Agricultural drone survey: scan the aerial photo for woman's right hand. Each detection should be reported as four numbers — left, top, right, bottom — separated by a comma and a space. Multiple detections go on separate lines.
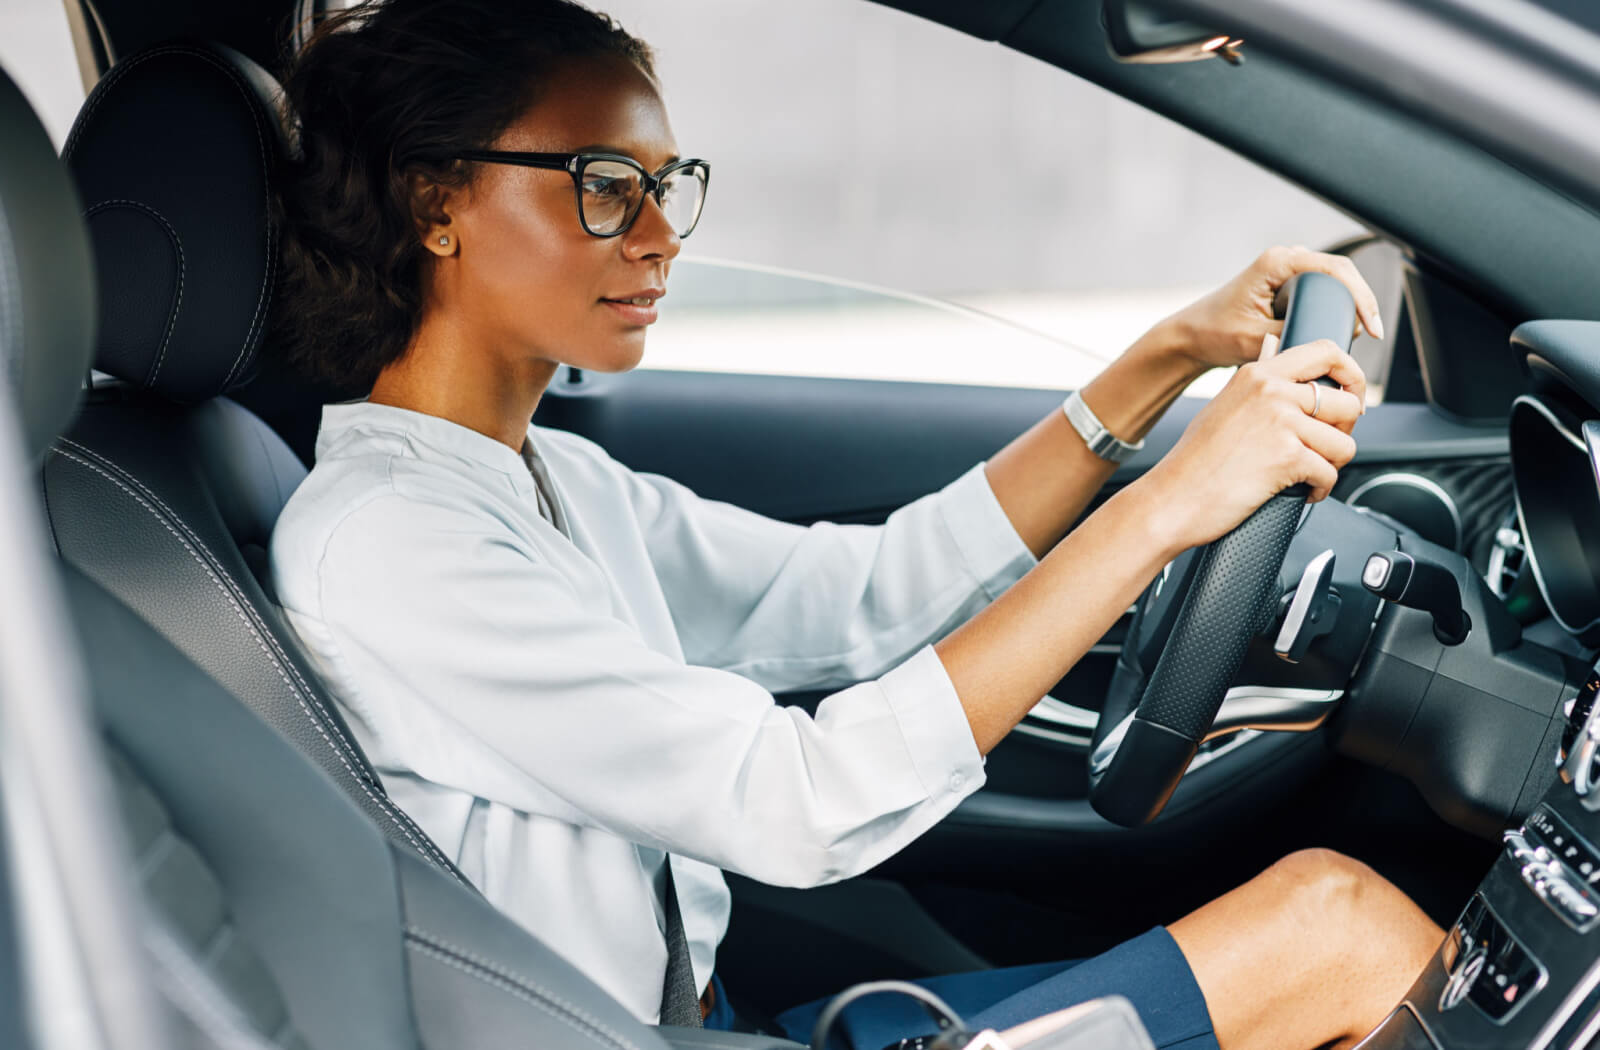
1138, 338, 1368, 553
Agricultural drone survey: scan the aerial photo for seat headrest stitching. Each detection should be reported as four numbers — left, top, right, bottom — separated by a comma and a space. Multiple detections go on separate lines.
85, 199, 184, 388
50, 436, 472, 884
65, 45, 275, 394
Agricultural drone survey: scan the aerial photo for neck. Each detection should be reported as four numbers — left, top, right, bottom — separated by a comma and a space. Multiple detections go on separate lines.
369, 308, 559, 452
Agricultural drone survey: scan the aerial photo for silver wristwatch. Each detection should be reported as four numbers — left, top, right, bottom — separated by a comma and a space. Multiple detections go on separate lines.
1062, 390, 1145, 464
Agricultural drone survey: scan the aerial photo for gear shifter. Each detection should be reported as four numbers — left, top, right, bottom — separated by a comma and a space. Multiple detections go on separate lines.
1362, 549, 1471, 645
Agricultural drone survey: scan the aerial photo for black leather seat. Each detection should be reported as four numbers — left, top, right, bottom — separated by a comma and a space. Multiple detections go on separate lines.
37, 41, 471, 889
1, 49, 800, 1050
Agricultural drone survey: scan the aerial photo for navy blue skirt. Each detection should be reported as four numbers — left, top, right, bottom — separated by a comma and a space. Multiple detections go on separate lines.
710, 927, 1218, 1050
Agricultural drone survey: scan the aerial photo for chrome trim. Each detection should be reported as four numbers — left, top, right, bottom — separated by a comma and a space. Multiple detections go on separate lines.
1088, 686, 1345, 775
1515, 393, 1586, 452
1345, 472, 1463, 551
1274, 549, 1335, 661
1485, 512, 1525, 599
1585, 421, 1600, 491
1510, 395, 1600, 639
1204, 686, 1344, 740
1027, 696, 1099, 731
1013, 722, 1094, 748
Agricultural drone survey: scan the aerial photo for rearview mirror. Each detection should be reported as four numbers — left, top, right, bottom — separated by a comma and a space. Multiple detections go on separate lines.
1102, 1, 1243, 65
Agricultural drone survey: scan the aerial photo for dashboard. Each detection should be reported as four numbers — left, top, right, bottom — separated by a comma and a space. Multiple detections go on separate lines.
1362, 321, 1600, 1048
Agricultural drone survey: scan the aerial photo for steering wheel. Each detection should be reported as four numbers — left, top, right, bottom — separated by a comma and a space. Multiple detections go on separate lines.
1086, 272, 1356, 827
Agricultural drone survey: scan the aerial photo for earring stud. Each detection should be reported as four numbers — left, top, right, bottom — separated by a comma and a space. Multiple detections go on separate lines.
438, 235, 450, 246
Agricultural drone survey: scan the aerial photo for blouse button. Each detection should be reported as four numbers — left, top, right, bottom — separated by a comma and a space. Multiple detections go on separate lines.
948, 772, 966, 791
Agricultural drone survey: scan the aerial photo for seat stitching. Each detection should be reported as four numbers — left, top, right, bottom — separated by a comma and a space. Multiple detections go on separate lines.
404, 928, 645, 1050
56, 438, 372, 774
49, 443, 466, 881
62, 45, 274, 390
84, 199, 184, 387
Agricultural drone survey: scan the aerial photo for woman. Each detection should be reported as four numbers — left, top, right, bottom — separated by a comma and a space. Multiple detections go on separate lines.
267, 2, 1442, 1047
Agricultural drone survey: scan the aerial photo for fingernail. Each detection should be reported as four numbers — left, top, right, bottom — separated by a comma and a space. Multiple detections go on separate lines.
1373, 315, 1386, 341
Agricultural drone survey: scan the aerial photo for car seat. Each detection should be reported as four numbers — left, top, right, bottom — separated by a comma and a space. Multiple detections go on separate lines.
35, 41, 470, 889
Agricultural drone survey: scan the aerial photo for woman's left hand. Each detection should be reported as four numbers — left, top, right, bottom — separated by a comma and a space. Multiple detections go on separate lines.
1162, 245, 1386, 371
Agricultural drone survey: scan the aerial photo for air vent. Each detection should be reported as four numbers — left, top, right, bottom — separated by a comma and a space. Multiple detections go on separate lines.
1488, 510, 1527, 598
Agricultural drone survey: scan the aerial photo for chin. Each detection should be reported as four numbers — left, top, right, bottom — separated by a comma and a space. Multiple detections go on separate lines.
585, 334, 649, 374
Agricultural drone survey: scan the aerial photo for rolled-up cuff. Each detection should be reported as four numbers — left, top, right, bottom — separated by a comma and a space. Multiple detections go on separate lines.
879, 644, 987, 799
937, 462, 1037, 601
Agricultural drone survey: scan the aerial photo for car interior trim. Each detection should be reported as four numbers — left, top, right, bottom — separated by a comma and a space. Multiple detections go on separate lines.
1346, 473, 1465, 553
1510, 395, 1600, 641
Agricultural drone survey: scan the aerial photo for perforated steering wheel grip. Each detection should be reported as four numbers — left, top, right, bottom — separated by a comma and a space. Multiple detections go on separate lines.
1087, 272, 1357, 827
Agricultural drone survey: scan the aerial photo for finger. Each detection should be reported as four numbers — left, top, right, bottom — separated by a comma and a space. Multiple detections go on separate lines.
1296, 446, 1341, 504
1287, 248, 1385, 341
1258, 332, 1281, 362
1291, 411, 1359, 470
1280, 379, 1363, 428
1267, 340, 1368, 407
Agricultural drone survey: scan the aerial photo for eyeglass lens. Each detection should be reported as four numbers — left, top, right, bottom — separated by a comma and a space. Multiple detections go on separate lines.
580, 160, 707, 237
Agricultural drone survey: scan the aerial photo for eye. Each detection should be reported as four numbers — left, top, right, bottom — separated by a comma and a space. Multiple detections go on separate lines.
582, 176, 631, 200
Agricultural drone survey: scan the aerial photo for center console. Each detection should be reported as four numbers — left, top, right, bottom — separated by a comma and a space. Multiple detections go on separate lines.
1364, 670, 1600, 1048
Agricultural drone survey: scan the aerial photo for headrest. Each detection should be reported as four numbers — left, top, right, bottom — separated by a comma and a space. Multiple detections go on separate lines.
0, 65, 97, 463
64, 43, 286, 404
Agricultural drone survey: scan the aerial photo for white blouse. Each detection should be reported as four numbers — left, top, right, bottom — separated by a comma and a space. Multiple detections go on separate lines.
269, 401, 1036, 1023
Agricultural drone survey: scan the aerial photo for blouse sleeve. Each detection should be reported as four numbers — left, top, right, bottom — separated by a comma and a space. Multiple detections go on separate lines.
587, 445, 1037, 693
304, 492, 991, 889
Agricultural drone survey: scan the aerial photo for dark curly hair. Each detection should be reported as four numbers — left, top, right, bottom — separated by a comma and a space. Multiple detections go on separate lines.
272, 0, 654, 392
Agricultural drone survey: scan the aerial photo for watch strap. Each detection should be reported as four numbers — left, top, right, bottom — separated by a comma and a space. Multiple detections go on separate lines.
1062, 390, 1145, 464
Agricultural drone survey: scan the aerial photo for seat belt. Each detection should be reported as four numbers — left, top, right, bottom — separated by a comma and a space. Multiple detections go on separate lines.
659, 859, 703, 1027
520, 442, 702, 1028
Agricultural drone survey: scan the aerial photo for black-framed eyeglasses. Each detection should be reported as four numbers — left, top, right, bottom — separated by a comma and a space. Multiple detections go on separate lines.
454, 150, 710, 239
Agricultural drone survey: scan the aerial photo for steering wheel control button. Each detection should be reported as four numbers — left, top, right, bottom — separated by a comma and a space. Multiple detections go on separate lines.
1273, 549, 1340, 664
1441, 895, 1546, 1023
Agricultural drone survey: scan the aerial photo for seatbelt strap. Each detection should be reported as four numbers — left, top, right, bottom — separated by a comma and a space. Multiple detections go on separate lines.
520, 443, 702, 1027
659, 858, 704, 1027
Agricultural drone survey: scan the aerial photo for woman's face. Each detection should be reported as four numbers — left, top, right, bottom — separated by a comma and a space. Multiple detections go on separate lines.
430, 53, 683, 375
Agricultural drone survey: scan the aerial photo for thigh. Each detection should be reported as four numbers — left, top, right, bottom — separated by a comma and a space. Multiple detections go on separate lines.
774, 928, 1217, 1050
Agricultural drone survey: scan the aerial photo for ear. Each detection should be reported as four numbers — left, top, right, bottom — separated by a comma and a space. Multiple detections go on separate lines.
409, 170, 462, 257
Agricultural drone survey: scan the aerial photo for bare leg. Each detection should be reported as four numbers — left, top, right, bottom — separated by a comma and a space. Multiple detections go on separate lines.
1167, 848, 1444, 1050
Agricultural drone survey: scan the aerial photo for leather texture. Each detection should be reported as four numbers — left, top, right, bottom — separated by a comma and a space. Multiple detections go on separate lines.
67, 563, 691, 1050
41, 392, 471, 887
0, 66, 96, 462
41, 40, 472, 888
1138, 493, 1305, 740
395, 848, 705, 1050
63, 42, 281, 403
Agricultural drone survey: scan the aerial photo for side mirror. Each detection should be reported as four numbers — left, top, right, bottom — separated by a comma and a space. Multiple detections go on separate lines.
1102, 1, 1243, 65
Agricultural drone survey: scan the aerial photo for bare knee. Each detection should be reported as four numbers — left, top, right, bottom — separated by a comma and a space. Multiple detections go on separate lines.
1265, 849, 1439, 964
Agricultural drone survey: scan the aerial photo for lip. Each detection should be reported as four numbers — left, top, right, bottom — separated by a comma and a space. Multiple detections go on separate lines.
599, 289, 665, 326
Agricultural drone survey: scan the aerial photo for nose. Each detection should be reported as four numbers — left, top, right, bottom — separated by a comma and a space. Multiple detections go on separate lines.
621, 192, 681, 263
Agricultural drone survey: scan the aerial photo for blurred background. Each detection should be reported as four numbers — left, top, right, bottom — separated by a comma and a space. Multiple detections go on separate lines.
3, 0, 1384, 393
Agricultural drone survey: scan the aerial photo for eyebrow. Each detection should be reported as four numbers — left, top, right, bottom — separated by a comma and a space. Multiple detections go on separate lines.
574, 145, 683, 166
